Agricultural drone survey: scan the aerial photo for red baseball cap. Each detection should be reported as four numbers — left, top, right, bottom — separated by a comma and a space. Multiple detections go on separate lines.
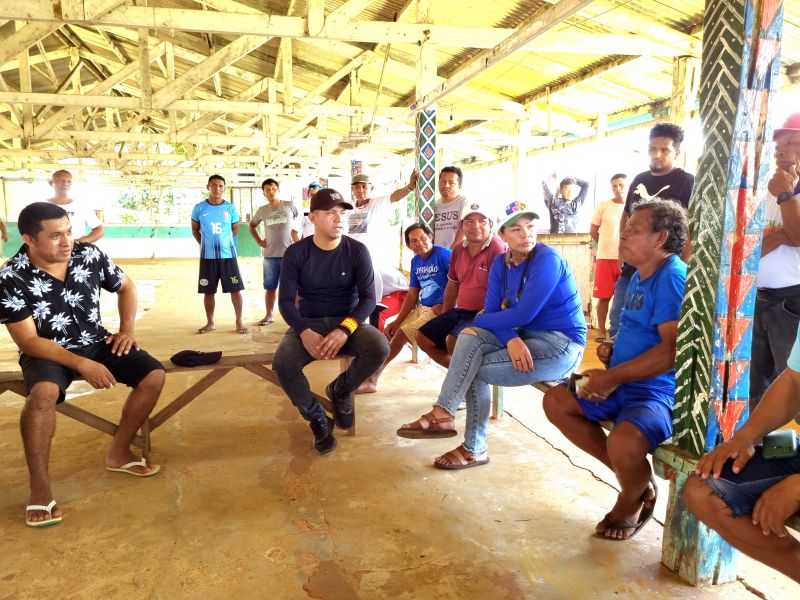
773, 112, 800, 139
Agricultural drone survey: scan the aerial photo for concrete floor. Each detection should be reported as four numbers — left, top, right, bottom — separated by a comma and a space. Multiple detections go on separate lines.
0, 258, 797, 599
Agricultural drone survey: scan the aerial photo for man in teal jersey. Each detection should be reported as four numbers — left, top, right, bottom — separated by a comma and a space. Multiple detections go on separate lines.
191, 174, 247, 334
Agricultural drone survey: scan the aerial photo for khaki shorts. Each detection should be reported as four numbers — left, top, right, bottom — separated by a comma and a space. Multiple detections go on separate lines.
399, 306, 437, 341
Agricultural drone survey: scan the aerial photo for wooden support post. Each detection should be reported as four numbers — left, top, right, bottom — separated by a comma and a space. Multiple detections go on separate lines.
671, 55, 700, 128
659, 0, 785, 586
490, 385, 503, 420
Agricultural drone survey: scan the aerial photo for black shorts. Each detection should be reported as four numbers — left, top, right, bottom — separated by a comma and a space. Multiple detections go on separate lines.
198, 258, 244, 293
19, 341, 165, 404
417, 308, 479, 349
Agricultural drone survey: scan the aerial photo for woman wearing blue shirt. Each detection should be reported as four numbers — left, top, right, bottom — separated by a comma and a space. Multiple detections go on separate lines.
398, 201, 587, 469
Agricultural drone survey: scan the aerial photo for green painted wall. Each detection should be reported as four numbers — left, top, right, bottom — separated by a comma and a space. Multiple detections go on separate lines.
1, 224, 263, 258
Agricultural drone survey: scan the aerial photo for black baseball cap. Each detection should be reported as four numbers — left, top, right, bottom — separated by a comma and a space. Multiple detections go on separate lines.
310, 188, 353, 211
170, 350, 222, 367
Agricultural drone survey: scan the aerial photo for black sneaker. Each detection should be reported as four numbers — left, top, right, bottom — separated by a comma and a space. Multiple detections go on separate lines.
326, 381, 354, 430
309, 415, 336, 454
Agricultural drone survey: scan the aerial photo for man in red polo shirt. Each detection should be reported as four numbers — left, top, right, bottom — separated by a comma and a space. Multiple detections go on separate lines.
416, 200, 505, 367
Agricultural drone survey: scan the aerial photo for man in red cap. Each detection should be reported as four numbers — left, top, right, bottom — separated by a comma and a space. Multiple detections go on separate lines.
752, 112, 800, 409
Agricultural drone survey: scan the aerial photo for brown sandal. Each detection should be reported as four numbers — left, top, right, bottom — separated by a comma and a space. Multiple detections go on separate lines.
396, 410, 457, 439
433, 445, 490, 470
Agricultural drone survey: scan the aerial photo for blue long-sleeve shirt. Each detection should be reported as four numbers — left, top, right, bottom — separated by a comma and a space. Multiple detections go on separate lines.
472, 244, 586, 345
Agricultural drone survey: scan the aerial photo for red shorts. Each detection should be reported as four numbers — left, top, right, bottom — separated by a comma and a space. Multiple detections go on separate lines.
377, 290, 407, 332
593, 259, 621, 299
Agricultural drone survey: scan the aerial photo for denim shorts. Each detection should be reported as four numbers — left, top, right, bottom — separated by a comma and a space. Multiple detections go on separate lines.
262, 257, 282, 290
703, 438, 800, 517
577, 383, 673, 450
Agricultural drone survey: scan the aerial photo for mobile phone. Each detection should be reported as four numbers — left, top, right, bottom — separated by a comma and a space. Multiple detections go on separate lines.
762, 429, 798, 460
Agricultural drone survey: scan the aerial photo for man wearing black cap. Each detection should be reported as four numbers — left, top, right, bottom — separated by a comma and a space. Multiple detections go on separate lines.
751, 112, 800, 409
273, 188, 389, 454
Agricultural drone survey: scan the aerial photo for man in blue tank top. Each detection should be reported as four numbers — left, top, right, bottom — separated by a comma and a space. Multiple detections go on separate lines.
190, 174, 247, 334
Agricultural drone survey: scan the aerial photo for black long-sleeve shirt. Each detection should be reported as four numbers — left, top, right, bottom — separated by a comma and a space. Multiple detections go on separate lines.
278, 236, 376, 334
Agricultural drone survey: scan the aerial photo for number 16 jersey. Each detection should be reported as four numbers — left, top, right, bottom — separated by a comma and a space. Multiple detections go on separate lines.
191, 199, 240, 259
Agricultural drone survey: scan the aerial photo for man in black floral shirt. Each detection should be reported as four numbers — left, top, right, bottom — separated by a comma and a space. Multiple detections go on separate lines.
0, 202, 165, 528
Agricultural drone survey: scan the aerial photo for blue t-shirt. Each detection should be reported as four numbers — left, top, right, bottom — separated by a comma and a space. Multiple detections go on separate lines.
191, 200, 239, 259
409, 246, 451, 307
612, 253, 686, 392
472, 244, 586, 345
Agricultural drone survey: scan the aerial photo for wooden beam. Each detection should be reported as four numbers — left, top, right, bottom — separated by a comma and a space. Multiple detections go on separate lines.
165, 41, 177, 135
150, 35, 266, 107
0, 91, 363, 115
0, 49, 72, 73
16, 22, 33, 137
521, 55, 643, 107
280, 38, 293, 112
175, 75, 274, 141
0, 22, 62, 70
138, 28, 152, 108
34, 41, 58, 85
0, 113, 21, 138
294, 54, 368, 110
34, 41, 166, 137
1, 3, 523, 49
413, 0, 597, 109
307, 0, 325, 36
326, 0, 373, 24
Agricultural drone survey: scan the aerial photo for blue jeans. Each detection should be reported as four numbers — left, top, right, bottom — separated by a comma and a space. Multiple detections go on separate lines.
262, 257, 282, 290
608, 272, 631, 338
703, 438, 800, 517
435, 328, 584, 453
273, 318, 389, 422
750, 293, 800, 410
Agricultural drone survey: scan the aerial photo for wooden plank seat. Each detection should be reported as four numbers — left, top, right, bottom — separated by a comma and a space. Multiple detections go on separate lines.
0, 353, 357, 459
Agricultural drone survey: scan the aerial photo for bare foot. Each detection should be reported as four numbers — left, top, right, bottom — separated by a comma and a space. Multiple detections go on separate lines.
355, 381, 377, 394
236, 324, 249, 334
198, 323, 215, 333
257, 315, 274, 326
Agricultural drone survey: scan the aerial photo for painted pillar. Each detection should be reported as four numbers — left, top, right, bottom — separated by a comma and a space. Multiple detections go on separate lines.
415, 109, 437, 234
350, 160, 362, 180
659, 0, 785, 586
414, 0, 437, 236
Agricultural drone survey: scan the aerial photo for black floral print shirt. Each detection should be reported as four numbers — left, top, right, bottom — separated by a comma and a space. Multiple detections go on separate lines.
0, 242, 125, 349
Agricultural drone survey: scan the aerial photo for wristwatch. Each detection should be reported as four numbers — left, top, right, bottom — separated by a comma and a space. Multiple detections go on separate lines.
776, 191, 797, 204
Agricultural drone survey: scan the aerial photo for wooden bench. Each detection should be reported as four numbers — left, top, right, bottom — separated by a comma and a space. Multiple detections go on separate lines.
0, 352, 356, 458
526, 379, 800, 572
